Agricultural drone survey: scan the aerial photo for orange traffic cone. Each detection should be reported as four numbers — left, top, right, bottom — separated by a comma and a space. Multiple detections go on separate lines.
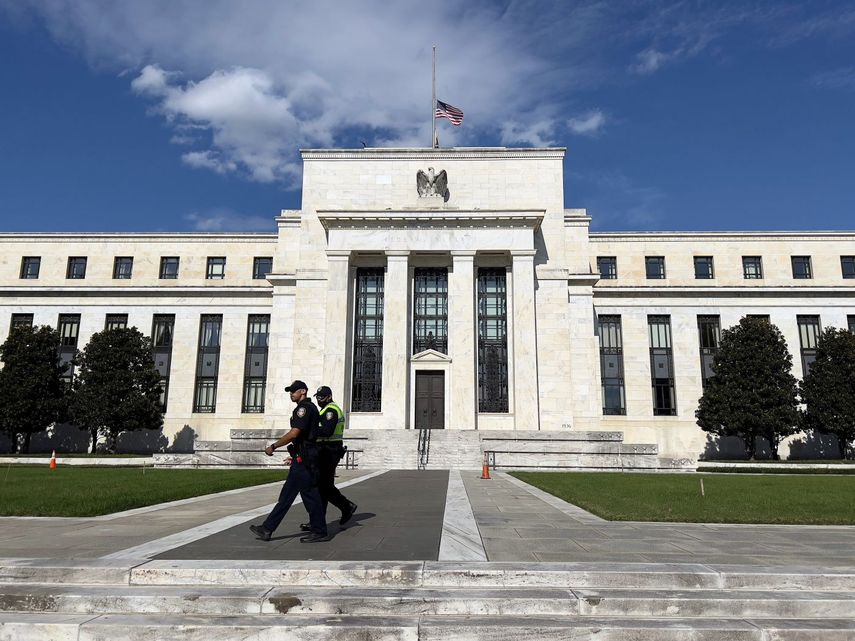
480, 453, 491, 480
49, 450, 57, 470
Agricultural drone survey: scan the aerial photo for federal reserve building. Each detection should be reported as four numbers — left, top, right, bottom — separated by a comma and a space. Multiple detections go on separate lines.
2, 147, 854, 467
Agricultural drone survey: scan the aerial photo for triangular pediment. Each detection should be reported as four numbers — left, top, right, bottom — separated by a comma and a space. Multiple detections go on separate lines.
411, 349, 452, 363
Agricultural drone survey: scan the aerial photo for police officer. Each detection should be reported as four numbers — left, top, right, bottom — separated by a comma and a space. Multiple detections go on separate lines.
300, 386, 357, 531
249, 380, 327, 543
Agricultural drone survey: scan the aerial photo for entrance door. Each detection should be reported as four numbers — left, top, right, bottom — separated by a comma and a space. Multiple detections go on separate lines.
415, 371, 445, 429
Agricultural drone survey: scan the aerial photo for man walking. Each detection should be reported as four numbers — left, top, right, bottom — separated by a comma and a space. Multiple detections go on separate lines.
249, 380, 327, 543
300, 385, 357, 531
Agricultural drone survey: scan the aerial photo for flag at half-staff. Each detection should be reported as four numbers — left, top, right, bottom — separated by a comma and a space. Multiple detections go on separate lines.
435, 100, 464, 125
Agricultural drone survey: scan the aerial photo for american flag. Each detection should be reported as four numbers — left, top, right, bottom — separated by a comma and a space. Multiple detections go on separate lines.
435, 99, 464, 125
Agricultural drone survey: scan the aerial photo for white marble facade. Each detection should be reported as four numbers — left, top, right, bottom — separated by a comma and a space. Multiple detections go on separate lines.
1, 147, 854, 461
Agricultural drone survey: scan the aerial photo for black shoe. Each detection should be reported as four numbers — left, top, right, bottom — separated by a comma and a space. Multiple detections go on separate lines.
249, 524, 271, 541
300, 531, 328, 543
340, 501, 357, 526
299, 523, 311, 532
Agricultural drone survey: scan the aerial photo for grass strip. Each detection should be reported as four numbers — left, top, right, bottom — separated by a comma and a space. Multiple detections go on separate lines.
0, 466, 287, 517
511, 471, 855, 525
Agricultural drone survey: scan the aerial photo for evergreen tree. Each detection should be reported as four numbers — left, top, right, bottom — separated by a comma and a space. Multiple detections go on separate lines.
696, 316, 800, 459
0, 325, 68, 453
799, 327, 855, 459
70, 327, 163, 453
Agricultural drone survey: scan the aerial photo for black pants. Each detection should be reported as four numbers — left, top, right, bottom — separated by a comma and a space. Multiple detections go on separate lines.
318, 444, 351, 514
262, 459, 326, 535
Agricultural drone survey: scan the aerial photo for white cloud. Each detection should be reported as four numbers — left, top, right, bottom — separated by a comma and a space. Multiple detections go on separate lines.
567, 110, 606, 135
811, 67, 855, 90
500, 119, 557, 147
184, 208, 275, 232
631, 48, 671, 75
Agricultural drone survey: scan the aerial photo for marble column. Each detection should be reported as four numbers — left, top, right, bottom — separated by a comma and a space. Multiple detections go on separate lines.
512, 250, 540, 430
381, 251, 409, 429
322, 250, 351, 403
450, 251, 477, 430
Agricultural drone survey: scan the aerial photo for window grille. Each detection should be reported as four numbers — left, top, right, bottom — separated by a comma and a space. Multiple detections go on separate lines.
597, 256, 617, 279
152, 314, 175, 411
477, 268, 509, 413
797, 315, 821, 377
598, 315, 626, 415
648, 315, 676, 415
242, 314, 270, 413
645, 256, 666, 279
193, 314, 222, 412
413, 268, 448, 354
351, 268, 384, 412
697, 315, 721, 387
743, 256, 763, 279
20, 257, 40, 279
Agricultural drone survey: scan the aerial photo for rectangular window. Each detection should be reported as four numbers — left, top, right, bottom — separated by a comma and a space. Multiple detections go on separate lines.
792, 256, 812, 279
242, 314, 270, 413
743, 256, 763, 279
152, 314, 175, 411
252, 257, 273, 280
849, 315, 855, 333
159, 257, 180, 280
797, 315, 821, 377
413, 268, 448, 354
478, 268, 509, 413
113, 257, 133, 279
841, 256, 855, 279
104, 314, 128, 330
193, 314, 222, 412
648, 315, 676, 416
697, 315, 721, 387
57, 313, 81, 384
597, 256, 617, 280
206, 257, 226, 280
694, 256, 715, 279
66, 257, 87, 279
20, 257, 40, 279
598, 315, 626, 415
9, 313, 34, 333
645, 256, 666, 279
352, 268, 384, 412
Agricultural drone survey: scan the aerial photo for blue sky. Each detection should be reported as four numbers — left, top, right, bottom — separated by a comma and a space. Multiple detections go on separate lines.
1, 1, 854, 233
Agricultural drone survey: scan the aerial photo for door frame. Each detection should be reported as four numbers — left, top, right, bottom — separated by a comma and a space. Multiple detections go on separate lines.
409, 349, 451, 430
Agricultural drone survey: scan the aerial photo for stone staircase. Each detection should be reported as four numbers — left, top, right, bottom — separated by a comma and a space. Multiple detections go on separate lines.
153, 428, 693, 471
0, 558, 853, 639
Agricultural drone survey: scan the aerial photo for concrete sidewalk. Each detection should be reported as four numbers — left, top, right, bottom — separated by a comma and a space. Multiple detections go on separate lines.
0, 469, 853, 567
464, 472, 855, 566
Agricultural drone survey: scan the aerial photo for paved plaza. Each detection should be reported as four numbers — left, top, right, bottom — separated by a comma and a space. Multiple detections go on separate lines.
1, 469, 853, 566
1, 469, 854, 639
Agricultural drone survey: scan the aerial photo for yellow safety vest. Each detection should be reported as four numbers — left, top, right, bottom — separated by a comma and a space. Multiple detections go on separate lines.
317, 402, 345, 443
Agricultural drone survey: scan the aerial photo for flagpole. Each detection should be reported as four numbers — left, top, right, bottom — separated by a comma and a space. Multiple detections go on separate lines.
431, 45, 437, 149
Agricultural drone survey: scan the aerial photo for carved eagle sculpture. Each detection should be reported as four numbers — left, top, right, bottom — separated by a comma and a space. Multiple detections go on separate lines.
416, 167, 448, 198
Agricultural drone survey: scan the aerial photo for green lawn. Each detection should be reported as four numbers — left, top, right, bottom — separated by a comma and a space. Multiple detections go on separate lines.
0, 467, 287, 517
511, 471, 855, 525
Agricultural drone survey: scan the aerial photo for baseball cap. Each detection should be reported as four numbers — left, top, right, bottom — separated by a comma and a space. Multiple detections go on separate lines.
314, 385, 333, 398
284, 380, 308, 392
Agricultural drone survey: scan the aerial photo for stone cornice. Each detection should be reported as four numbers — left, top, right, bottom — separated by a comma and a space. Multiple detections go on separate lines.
301, 147, 565, 160
0, 286, 273, 298
593, 285, 855, 298
0, 233, 277, 243
317, 209, 544, 230
590, 231, 855, 242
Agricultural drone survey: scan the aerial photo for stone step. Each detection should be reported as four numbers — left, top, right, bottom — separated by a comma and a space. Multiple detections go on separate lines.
1, 612, 854, 641
5, 560, 854, 592
1, 584, 854, 619
125, 561, 855, 591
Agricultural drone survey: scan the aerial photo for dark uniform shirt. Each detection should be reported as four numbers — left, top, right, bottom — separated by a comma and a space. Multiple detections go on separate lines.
290, 398, 320, 448
318, 407, 339, 440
